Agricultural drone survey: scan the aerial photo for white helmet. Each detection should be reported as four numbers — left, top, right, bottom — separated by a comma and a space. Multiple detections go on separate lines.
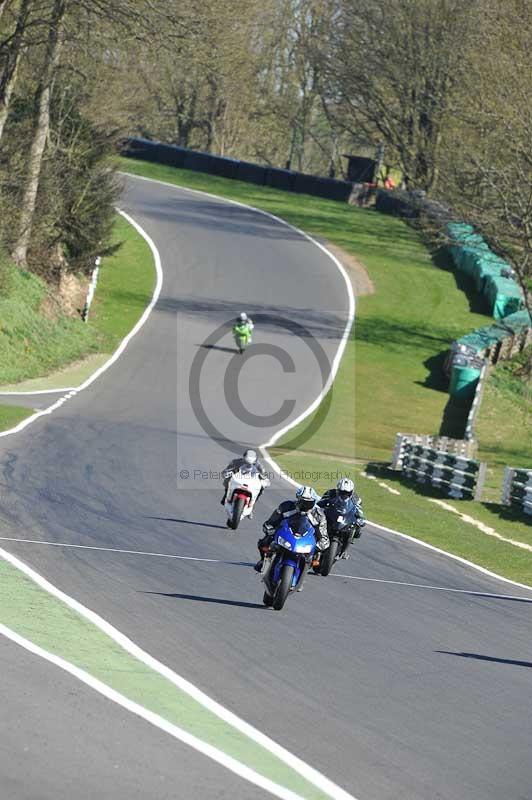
239, 312, 248, 322
243, 449, 257, 465
337, 478, 355, 499
295, 485, 318, 512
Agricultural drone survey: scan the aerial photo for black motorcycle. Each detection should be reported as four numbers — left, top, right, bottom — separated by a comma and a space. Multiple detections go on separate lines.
314, 496, 361, 576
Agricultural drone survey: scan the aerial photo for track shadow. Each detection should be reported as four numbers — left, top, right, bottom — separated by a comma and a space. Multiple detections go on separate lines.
439, 395, 471, 438
436, 651, 532, 668
144, 591, 264, 609
452, 271, 489, 315
479, 502, 532, 529
155, 296, 346, 340
145, 516, 228, 531
199, 344, 238, 354
418, 350, 449, 391
128, 196, 302, 242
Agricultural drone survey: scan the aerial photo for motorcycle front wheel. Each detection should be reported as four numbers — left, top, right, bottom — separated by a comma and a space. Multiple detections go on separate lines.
230, 497, 246, 529
235, 336, 247, 354
273, 564, 294, 610
320, 539, 339, 576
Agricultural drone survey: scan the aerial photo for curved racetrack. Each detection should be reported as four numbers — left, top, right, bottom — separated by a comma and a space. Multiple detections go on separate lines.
0, 174, 531, 800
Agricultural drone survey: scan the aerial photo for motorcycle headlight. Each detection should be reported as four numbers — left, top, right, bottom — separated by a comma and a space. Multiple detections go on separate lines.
277, 535, 292, 550
296, 544, 313, 553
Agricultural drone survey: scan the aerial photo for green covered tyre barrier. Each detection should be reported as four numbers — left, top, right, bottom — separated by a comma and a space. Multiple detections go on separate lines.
449, 360, 481, 399
483, 275, 524, 319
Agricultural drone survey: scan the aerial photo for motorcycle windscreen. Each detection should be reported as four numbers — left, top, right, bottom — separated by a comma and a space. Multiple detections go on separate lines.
287, 515, 315, 537
329, 497, 357, 526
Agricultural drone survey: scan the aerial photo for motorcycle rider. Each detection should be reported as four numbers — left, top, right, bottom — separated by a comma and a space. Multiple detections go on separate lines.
234, 311, 254, 330
318, 478, 366, 557
232, 312, 254, 349
220, 449, 268, 508
254, 486, 330, 572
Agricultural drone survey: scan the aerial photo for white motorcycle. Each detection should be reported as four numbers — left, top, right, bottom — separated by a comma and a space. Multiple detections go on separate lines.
224, 467, 270, 530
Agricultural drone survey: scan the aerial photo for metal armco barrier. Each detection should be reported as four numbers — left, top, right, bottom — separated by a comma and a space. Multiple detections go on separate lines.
401, 444, 486, 500
391, 433, 476, 471
501, 467, 532, 516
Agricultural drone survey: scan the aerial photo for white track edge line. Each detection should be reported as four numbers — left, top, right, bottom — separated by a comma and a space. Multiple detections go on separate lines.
332, 573, 532, 599
3, 534, 530, 601
0, 388, 77, 395
0, 536, 237, 563
0, 210, 163, 436
367, 521, 532, 592
121, 171, 532, 596
0, 623, 306, 800
0, 545, 355, 800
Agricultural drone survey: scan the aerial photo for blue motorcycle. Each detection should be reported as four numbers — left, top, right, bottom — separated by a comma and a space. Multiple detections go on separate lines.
261, 515, 317, 610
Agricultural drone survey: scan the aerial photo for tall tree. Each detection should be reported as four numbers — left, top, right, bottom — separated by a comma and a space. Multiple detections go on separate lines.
326, 0, 481, 191
439, 0, 532, 322
0, 0, 32, 142
10, 0, 171, 267
12, 0, 68, 266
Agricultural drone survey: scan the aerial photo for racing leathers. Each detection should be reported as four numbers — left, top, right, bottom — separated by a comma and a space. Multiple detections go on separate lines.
232, 320, 254, 348
318, 488, 366, 540
221, 457, 268, 505
257, 501, 330, 564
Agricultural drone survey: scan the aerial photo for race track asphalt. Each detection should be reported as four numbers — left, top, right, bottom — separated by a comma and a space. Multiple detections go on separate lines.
0, 174, 531, 800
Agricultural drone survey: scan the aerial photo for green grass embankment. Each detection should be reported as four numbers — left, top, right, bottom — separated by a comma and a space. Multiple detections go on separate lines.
0, 214, 155, 431
475, 348, 531, 522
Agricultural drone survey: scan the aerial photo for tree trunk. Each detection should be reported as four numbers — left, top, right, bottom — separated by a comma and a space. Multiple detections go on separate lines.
0, 0, 31, 143
12, 0, 68, 268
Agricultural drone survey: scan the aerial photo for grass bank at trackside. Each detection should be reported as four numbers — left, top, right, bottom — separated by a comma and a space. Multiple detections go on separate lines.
88, 214, 155, 350
475, 349, 532, 502
0, 554, 342, 800
120, 157, 531, 583
0, 214, 155, 431
0, 404, 33, 432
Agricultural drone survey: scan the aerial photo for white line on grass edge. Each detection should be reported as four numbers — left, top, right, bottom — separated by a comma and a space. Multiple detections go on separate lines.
0, 545, 355, 800
0, 387, 77, 395
0, 201, 356, 800
0, 623, 305, 800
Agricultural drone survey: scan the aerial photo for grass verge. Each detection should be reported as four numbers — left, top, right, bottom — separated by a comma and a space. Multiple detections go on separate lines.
120, 156, 531, 583
89, 213, 155, 350
0, 404, 33, 433
0, 214, 155, 394
0, 260, 98, 386
476, 350, 532, 502
0, 552, 340, 800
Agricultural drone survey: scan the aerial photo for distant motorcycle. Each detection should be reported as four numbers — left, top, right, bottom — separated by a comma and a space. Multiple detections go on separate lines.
261, 516, 316, 610
224, 467, 269, 530
232, 322, 252, 354
314, 495, 361, 576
